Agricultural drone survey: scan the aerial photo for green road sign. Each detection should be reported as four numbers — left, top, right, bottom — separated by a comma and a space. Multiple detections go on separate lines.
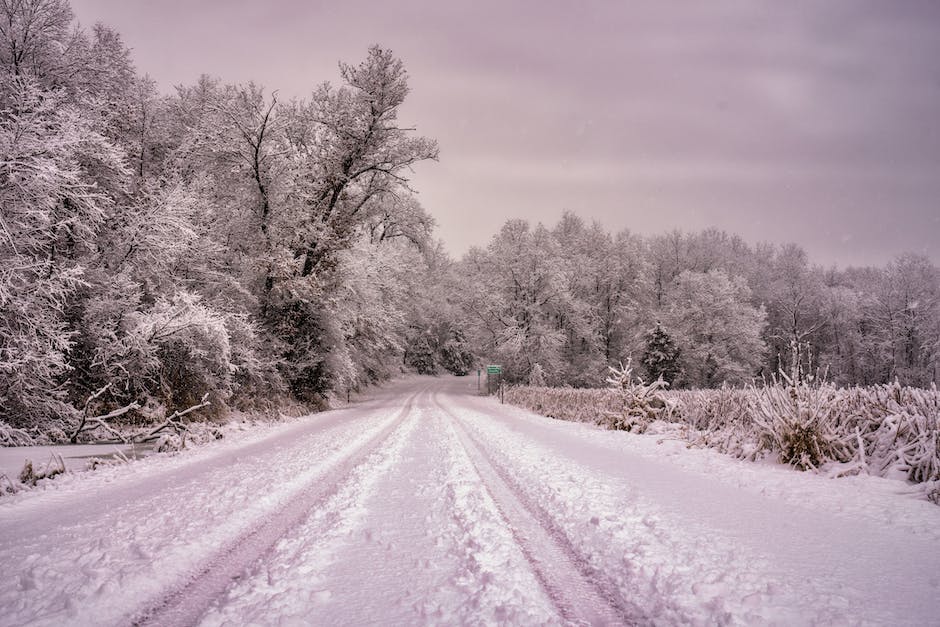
486, 365, 502, 375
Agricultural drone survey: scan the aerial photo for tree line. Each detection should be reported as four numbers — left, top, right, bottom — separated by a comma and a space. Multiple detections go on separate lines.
455, 215, 939, 389
1, 0, 937, 439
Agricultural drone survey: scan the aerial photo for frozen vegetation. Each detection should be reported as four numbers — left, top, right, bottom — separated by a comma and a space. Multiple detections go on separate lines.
505, 362, 940, 502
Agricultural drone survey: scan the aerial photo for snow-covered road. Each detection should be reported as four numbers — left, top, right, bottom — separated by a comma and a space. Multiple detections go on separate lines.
1, 376, 938, 626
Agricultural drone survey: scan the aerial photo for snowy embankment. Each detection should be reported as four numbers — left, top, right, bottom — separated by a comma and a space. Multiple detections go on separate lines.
1, 375, 938, 625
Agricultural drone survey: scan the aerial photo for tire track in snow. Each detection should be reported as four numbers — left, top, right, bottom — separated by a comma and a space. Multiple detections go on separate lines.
198, 387, 429, 625
203, 390, 559, 625
434, 392, 646, 626
432, 408, 560, 624
0, 383, 424, 627
131, 384, 429, 627
448, 388, 836, 625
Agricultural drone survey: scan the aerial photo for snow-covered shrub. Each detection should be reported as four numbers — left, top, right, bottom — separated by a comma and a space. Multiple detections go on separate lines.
0, 474, 17, 495
752, 381, 849, 470
0, 421, 36, 446
603, 360, 672, 433
503, 386, 619, 424
111, 292, 235, 417
927, 483, 940, 506
528, 363, 547, 387
670, 387, 764, 460
17, 454, 65, 487
224, 313, 285, 411
859, 383, 940, 483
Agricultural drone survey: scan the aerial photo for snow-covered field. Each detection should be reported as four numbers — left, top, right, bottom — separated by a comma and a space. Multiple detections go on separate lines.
1, 375, 938, 626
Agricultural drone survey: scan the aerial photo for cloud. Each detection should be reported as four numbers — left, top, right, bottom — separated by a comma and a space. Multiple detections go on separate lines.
70, 0, 940, 267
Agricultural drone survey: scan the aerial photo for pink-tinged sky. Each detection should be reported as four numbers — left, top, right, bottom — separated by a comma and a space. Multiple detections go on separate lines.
70, 0, 940, 268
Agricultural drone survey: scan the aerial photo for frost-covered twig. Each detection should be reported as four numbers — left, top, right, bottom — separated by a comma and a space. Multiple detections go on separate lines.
0, 421, 35, 447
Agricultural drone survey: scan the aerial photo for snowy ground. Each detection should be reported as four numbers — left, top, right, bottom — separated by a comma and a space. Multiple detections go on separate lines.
1, 376, 938, 626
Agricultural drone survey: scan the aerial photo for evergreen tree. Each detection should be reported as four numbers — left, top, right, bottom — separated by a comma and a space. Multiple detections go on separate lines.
404, 332, 437, 375
641, 323, 681, 385
439, 329, 475, 376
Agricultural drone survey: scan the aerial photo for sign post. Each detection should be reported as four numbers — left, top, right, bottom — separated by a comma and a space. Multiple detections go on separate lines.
486, 365, 503, 399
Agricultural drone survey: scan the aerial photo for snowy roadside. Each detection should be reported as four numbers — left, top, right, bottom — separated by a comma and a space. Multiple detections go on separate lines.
0, 379, 426, 626
0, 414, 301, 502
0, 381, 401, 502
503, 379, 940, 504
476, 393, 940, 541
452, 388, 940, 625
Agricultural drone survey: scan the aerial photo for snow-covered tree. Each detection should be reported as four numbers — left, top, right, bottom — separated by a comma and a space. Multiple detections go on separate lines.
250, 47, 438, 396
0, 74, 126, 428
641, 322, 681, 385
815, 281, 866, 386
763, 244, 825, 382
283, 46, 438, 279
0, 0, 76, 82
528, 363, 547, 386
662, 270, 767, 387
461, 220, 568, 384
863, 255, 940, 386
550, 213, 649, 386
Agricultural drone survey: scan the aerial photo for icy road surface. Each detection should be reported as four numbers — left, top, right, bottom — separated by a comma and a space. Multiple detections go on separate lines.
1, 377, 939, 626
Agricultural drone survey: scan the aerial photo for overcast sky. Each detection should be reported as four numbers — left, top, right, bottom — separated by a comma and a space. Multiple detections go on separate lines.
70, 0, 939, 268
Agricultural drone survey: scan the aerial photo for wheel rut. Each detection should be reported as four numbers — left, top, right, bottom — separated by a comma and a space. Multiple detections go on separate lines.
434, 391, 648, 626
131, 386, 428, 626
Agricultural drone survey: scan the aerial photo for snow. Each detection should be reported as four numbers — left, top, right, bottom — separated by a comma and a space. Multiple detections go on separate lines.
200, 387, 556, 626
1, 375, 938, 626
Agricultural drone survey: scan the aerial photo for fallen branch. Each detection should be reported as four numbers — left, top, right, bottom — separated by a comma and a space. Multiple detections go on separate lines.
135, 394, 211, 445
70, 383, 141, 443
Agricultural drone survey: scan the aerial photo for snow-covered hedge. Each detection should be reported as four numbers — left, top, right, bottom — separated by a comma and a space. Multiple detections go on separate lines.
504, 381, 940, 485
